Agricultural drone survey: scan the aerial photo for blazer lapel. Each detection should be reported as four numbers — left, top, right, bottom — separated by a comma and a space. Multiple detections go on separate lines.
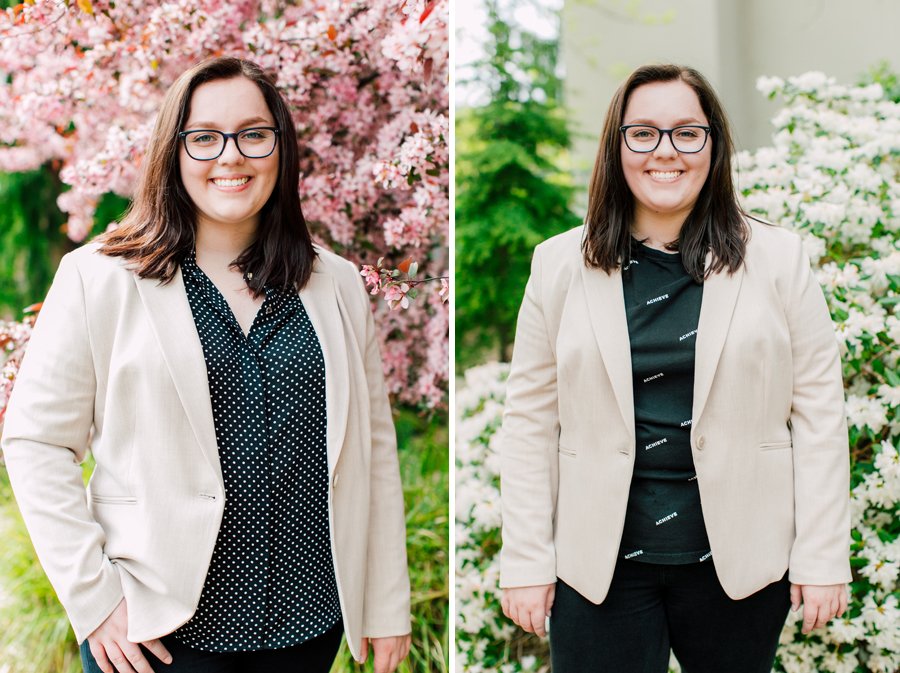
581, 264, 635, 445
299, 265, 350, 476
133, 269, 223, 485
692, 253, 744, 423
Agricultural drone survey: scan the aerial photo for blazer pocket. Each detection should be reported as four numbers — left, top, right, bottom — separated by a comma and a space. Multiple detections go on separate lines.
90, 494, 138, 505
759, 440, 792, 451
558, 445, 576, 457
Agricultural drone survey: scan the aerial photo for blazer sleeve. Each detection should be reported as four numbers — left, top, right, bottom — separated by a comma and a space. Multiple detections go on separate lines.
499, 244, 560, 588
781, 236, 852, 585
355, 274, 412, 637
1, 251, 125, 642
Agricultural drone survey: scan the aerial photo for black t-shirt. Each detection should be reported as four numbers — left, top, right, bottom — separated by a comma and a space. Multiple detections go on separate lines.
618, 241, 712, 565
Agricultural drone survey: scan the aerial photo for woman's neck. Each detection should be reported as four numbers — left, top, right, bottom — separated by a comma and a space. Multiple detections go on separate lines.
194, 219, 257, 268
631, 205, 687, 251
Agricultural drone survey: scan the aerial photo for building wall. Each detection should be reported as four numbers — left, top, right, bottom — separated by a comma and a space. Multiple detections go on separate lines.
562, 0, 900, 190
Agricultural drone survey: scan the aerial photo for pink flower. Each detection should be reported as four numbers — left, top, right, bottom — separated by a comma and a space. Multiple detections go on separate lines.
384, 282, 411, 311
360, 265, 383, 295
0, 0, 448, 407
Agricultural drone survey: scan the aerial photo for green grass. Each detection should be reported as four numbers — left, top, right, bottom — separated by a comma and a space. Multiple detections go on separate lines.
0, 407, 448, 673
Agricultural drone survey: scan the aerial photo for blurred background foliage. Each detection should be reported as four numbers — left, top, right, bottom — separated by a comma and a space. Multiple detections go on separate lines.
0, 169, 130, 321
455, 0, 581, 369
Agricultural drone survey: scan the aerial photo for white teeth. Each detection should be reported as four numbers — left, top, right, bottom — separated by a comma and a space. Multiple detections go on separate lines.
212, 177, 250, 187
648, 171, 682, 180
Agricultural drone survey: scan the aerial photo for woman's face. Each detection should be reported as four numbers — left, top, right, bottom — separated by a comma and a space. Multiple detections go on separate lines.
619, 80, 712, 225
179, 76, 279, 233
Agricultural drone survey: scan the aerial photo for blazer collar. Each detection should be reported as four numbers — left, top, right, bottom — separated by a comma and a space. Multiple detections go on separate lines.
580, 248, 744, 445
133, 266, 223, 485
581, 263, 634, 444
133, 255, 351, 485
692, 251, 744, 424
299, 262, 350, 475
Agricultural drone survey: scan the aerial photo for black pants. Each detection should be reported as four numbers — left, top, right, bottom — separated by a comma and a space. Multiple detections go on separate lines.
80, 623, 342, 673
549, 558, 791, 673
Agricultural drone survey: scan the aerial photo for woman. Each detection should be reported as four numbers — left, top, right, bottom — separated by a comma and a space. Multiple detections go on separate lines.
498, 64, 850, 673
1, 57, 411, 673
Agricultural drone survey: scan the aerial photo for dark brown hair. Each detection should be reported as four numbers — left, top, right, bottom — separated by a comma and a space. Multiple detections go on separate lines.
98, 56, 315, 294
582, 64, 748, 281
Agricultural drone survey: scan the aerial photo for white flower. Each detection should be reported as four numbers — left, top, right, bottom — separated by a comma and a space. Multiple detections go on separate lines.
788, 71, 831, 93
819, 648, 859, 673
756, 75, 785, 97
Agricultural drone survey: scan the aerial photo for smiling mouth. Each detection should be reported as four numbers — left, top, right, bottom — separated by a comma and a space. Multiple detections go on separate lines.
210, 177, 251, 187
647, 170, 683, 181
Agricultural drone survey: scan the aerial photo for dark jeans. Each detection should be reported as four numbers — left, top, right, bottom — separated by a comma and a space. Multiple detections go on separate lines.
549, 558, 791, 673
80, 623, 343, 673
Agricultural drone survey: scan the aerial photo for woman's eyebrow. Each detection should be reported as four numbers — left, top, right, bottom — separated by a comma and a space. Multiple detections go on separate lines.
184, 116, 272, 129
625, 117, 706, 126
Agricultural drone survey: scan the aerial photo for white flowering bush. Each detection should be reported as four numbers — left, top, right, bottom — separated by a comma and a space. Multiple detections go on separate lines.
456, 72, 900, 673
740, 71, 900, 673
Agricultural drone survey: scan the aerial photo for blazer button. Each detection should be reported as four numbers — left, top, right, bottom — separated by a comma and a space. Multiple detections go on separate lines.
332, 473, 340, 489
697, 436, 706, 450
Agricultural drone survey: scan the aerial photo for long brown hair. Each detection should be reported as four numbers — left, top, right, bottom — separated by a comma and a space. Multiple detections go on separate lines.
582, 64, 748, 281
98, 56, 316, 294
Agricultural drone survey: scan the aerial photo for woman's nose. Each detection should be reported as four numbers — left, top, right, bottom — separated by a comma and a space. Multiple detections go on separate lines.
653, 131, 678, 158
217, 137, 245, 164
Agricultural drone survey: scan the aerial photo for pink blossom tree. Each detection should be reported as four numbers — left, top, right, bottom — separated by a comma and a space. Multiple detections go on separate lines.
0, 0, 448, 408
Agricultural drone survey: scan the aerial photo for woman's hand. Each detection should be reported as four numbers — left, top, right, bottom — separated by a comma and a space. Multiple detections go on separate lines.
790, 583, 849, 635
87, 599, 172, 673
358, 634, 411, 673
501, 584, 556, 637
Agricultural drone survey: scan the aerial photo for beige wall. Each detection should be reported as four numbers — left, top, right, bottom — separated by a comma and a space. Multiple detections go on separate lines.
562, 0, 900, 191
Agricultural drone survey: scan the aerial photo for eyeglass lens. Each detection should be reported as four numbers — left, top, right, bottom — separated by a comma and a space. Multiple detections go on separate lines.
623, 126, 708, 153
182, 128, 277, 160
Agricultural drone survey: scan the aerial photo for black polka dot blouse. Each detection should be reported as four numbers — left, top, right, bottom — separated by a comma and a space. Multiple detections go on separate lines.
171, 250, 342, 652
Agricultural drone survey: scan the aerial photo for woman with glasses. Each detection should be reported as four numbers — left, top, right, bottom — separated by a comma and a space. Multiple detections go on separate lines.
2, 57, 411, 673
498, 64, 850, 673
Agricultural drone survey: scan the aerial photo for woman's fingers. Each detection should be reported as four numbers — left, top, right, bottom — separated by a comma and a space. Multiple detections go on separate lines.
837, 587, 849, 618
502, 586, 554, 636
801, 599, 819, 634
104, 641, 139, 673
790, 583, 802, 611
370, 636, 409, 673
797, 584, 847, 633
89, 641, 115, 673
141, 638, 173, 665
528, 607, 548, 637
125, 640, 160, 673
545, 585, 556, 614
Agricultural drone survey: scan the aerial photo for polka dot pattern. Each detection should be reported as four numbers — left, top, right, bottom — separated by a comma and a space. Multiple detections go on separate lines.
172, 250, 341, 652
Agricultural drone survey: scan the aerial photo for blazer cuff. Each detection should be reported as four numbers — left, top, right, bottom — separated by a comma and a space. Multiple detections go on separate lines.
69, 563, 125, 644
361, 618, 412, 639
787, 565, 852, 587
498, 565, 558, 589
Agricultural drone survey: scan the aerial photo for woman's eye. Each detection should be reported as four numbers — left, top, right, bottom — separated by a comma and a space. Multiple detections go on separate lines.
188, 133, 217, 145
630, 129, 655, 139
240, 130, 269, 142
675, 128, 700, 138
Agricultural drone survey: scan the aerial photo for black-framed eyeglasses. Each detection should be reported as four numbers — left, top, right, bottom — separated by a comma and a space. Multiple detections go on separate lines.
178, 126, 280, 161
620, 125, 711, 154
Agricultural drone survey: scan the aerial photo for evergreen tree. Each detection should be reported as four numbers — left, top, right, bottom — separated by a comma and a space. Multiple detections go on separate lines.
455, 0, 581, 366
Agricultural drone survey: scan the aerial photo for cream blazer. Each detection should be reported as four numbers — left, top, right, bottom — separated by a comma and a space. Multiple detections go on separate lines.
499, 218, 851, 602
1, 242, 411, 655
